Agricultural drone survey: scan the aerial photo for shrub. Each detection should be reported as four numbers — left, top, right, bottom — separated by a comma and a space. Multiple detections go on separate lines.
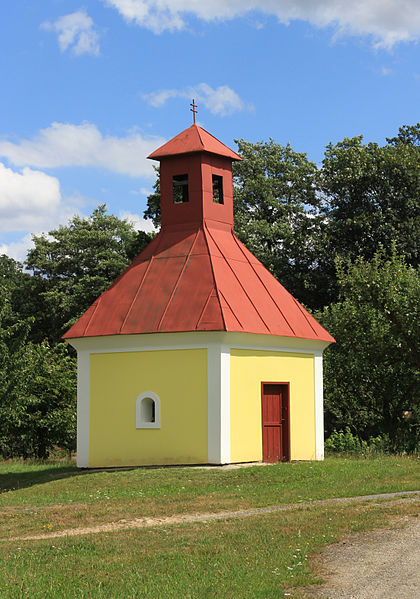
325, 427, 389, 456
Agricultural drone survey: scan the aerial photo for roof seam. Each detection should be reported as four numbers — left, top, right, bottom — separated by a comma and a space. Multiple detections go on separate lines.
231, 235, 297, 337
119, 233, 166, 333
119, 256, 155, 333
195, 125, 205, 150
195, 286, 216, 329
291, 296, 319, 337
156, 228, 200, 331
203, 223, 227, 332
82, 299, 101, 337
206, 226, 271, 333
218, 289, 243, 329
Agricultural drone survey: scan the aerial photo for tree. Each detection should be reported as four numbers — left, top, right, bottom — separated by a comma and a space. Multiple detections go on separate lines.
386, 122, 420, 147
0, 340, 77, 459
232, 138, 330, 308
144, 166, 161, 227
26, 205, 152, 342
318, 250, 420, 452
0, 284, 77, 459
320, 130, 420, 271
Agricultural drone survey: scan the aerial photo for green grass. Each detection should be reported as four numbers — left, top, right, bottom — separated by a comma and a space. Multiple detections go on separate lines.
0, 456, 418, 597
0, 456, 418, 539
0, 500, 418, 598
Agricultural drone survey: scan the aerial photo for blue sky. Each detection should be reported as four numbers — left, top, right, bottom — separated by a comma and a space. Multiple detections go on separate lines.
1, 0, 419, 261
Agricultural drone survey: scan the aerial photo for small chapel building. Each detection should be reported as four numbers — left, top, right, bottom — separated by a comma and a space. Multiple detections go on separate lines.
64, 120, 334, 468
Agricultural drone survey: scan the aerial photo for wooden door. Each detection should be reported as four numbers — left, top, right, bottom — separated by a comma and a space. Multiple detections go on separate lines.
261, 383, 290, 462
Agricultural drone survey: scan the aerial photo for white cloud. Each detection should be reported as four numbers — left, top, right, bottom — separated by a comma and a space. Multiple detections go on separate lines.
381, 66, 393, 76
0, 234, 35, 263
105, 0, 420, 47
0, 123, 165, 177
0, 162, 84, 239
0, 162, 60, 231
143, 83, 251, 116
42, 9, 100, 56
129, 187, 152, 195
119, 211, 157, 232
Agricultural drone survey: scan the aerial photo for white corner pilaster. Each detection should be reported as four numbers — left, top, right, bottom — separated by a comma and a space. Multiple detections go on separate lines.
76, 350, 90, 467
314, 352, 324, 460
220, 345, 231, 464
207, 343, 231, 464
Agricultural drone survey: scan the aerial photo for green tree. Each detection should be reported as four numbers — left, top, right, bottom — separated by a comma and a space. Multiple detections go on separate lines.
144, 166, 161, 227
0, 340, 77, 459
318, 250, 420, 452
0, 254, 54, 344
233, 138, 328, 308
0, 274, 77, 459
26, 205, 152, 342
386, 122, 420, 146
320, 129, 420, 270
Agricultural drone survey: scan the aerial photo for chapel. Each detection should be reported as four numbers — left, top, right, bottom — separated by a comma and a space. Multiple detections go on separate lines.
64, 113, 334, 467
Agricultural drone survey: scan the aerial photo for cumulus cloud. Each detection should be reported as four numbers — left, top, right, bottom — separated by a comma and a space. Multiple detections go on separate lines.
143, 83, 251, 116
0, 122, 166, 177
0, 166, 86, 263
0, 234, 35, 263
0, 162, 61, 231
119, 211, 157, 232
42, 9, 100, 56
104, 0, 420, 47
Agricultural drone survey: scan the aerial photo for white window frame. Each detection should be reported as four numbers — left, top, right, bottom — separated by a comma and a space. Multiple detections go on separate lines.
136, 391, 161, 429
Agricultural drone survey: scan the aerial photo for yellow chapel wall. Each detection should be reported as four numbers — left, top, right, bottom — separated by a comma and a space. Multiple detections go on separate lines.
230, 349, 316, 462
89, 348, 208, 467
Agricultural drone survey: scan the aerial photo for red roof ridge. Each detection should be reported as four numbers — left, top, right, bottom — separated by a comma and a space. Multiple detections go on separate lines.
120, 254, 155, 334
202, 221, 227, 331
147, 124, 242, 161
230, 234, 297, 337
291, 295, 319, 337
156, 228, 200, 331
218, 288, 244, 330
83, 298, 100, 337
195, 124, 205, 149
205, 225, 271, 333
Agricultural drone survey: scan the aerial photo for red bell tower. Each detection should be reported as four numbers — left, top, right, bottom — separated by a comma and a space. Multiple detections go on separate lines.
147, 123, 241, 230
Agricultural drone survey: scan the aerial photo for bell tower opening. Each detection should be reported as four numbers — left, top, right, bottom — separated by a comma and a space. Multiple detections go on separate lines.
173, 174, 189, 204
212, 174, 224, 204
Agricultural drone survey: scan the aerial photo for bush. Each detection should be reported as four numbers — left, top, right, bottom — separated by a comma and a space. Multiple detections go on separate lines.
325, 427, 389, 456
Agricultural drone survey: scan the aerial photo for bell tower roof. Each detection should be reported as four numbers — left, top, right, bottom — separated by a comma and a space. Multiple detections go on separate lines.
147, 124, 242, 162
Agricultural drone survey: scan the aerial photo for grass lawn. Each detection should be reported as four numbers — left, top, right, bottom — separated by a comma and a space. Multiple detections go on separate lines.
0, 456, 418, 597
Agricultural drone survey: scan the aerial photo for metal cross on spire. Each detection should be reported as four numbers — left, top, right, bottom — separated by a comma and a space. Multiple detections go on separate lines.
190, 99, 197, 124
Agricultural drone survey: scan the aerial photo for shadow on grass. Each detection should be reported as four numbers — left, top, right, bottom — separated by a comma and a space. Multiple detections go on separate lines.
0, 460, 262, 495
0, 463, 143, 494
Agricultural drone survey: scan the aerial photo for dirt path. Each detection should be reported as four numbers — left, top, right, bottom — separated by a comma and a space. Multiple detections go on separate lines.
4, 490, 419, 542
306, 516, 420, 599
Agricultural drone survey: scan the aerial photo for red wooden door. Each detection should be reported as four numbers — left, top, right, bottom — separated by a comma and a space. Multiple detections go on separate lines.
261, 383, 290, 462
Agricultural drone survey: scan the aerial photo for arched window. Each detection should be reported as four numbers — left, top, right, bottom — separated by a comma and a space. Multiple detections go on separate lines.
136, 391, 161, 429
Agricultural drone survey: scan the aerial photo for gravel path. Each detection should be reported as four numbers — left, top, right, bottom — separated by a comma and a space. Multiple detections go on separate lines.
307, 516, 420, 599
4, 490, 419, 542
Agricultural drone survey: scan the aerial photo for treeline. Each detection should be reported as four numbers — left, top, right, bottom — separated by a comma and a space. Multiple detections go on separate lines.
1, 124, 419, 457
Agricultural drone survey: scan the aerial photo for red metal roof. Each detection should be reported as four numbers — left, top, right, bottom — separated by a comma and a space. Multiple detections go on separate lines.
148, 124, 242, 162
64, 124, 334, 344
63, 223, 334, 343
